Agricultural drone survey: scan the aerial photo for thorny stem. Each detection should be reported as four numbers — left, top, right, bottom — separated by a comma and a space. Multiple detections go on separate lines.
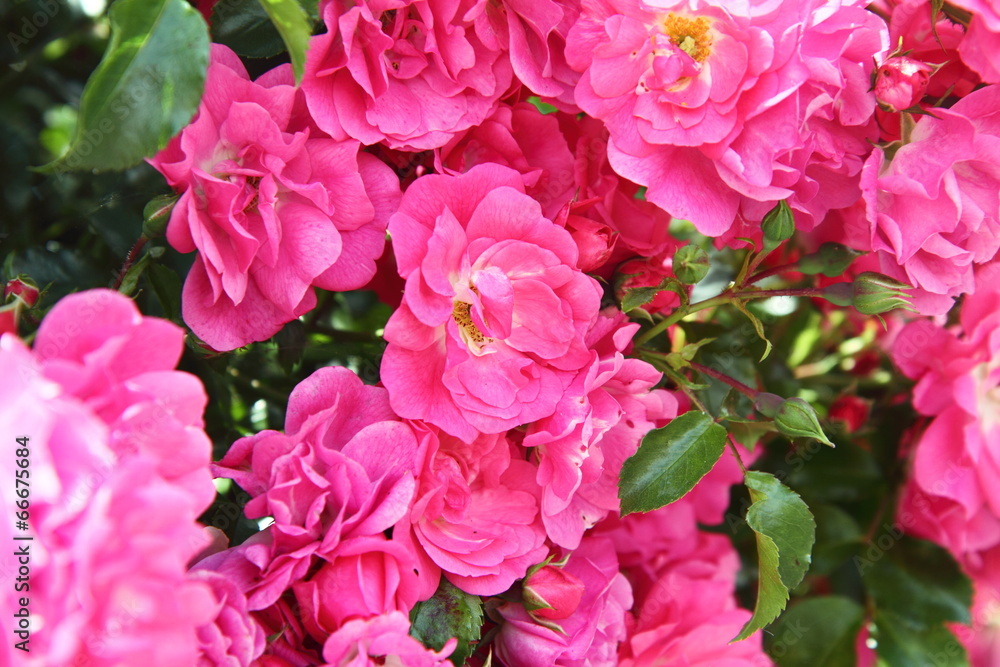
727, 434, 749, 476
113, 235, 149, 291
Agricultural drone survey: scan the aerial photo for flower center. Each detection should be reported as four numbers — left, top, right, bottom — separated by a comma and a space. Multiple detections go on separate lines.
452, 300, 489, 345
663, 13, 712, 62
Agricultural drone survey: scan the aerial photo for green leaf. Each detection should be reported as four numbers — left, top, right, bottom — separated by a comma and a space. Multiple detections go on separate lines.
621, 284, 662, 314
409, 578, 483, 666
618, 411, 727, 515
767, 596, 865, 667
118, 246, 165, 296
734, 471, 816, 641
732, 298, 773, 361
872, 610, 969, 667
859, 536, 972, 629
257, 0, 314, 82
211, 0, 288, 59
147, 263, 183, 321
37, 0, 210, 173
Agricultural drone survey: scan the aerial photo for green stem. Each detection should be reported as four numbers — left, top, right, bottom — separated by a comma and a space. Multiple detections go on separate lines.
633, 287, 825, 347
747, 262, 798, 284
688, 361, 759, 399
633, 292, 732, 346
727, 434, 749, 476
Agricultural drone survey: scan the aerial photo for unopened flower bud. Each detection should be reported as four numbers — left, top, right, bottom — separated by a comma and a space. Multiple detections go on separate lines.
672, 244, 710, 284
522, 563, 586, 621
774, 397, 834, 446
799, 243, 863, 277
753, 392, 785, 418
4, 275, 39, 308
761, 201, 795, 252
874, 56, 936, 113
852, 272, 914, 315
142, 194, 178, 239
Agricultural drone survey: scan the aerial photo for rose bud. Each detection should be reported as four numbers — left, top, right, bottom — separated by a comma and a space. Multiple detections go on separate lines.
874, 56, 936, 113
522, 563, 586, 621
852, 272, 915, 316
4, 275, 39, 308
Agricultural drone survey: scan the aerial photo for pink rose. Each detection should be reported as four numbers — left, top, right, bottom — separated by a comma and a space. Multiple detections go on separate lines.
405, 422, 547, 596
437, 105, 676, 273
321, 612, 455, 666
862, 85, 1000, 314
524, 309, 678, 549
567, 0, 887, 238
617, 532, 770, 666
293, 535, 424, 639
302, 0, 513, 151
874, 55, 936, 112
892, 282, 1000, 565
523, 562, 587, 621
953, 0, 1000, 83
214, 367, 431, 609
190, 569, 267, 667
0, 292, 216, 667
494, 537, 633, 667
150, 45, 399, 350
381, 163, 603, 441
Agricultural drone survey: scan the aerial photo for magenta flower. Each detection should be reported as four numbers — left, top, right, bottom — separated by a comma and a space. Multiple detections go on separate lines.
150, 45, 400, 351
892, 282, 1000, 565
861, 85, 1000, 314
321, 611, 455, 666
567, 0, 887, 238
874, 54, 935, 112
302, 0, 513, 151
0, 291, 216, 666
524, 310, 678, 549
213, 367, 432, 610
493, 537, 633, 667
404, 422, 547, 596
188, 569, 266, 667
381, 163, 603, 441
953, 0, 1000, 84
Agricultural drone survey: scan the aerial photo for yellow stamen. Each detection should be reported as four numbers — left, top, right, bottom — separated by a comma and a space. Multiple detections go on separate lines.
663, 13, 713, 62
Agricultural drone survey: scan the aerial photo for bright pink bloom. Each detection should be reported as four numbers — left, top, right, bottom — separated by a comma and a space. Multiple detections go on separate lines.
302, 0, 513, 151
405, 423, 547, 596
293, 535, 424, 639
33, 290, 215, 509
189, 569, 267, 667
437, 104, 676, 273
617, 529, 770, 666
0, 291, 216, 667
874, 55, 935, 112
568, 0, 887, 238
494, 537, 633, 667
381, 164, 603, 441
150, 45, 399, 350
892, 282, 1000, 565
321, 612, 455, 666
862, 85, 1000, 314
478, 0, 582, 109
214, 367, 431, 609
524, 310, 678, 549
953, 0, 1000, 83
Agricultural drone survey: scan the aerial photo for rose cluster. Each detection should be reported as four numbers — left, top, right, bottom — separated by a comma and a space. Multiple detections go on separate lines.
6, 0, 1000, 664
